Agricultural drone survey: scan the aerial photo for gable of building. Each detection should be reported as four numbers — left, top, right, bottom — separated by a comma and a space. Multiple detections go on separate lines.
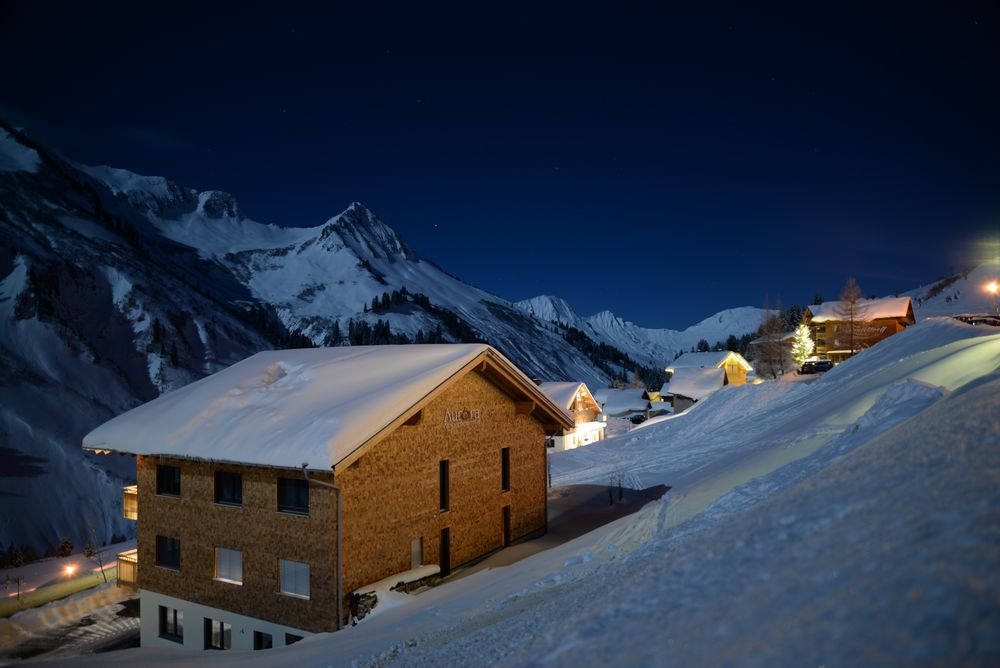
83, 344, 573, 472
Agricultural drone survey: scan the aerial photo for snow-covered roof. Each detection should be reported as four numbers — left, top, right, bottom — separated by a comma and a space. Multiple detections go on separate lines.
83, 344, 573, 470
749, 331, 795, 345
537, 382, 600, 413
597, 388, 650, 416
807, 296, 913, 323
666, 351, 752, 372
665, 367, 726, 401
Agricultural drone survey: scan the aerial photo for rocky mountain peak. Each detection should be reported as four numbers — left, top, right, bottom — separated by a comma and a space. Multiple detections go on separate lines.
197, 190, 243, 220
322, 202, 416, 262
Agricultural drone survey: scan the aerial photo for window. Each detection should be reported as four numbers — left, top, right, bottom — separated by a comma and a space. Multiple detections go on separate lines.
277, 477, 309, 515
158, 605, 183, 642
214, 547, 243, 585
204, 618, 231, 650
285, 633, 304, 645
155, 535, 180, 570
214, 471, 242, 506
500, 448, 510, 492
439, 460, 449, 512
279, 559, 310, 599
156, 464, 181, 496
253, 631, 273, 650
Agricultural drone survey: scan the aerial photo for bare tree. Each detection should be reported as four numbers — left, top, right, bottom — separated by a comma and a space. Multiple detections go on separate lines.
835, 277, 871, 355
754, 297, 790, 379
85, 528, 109, 584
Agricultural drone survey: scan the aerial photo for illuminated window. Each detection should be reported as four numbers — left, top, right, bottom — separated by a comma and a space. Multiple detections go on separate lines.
279, 559, 310, 598
214, 547, 243, 585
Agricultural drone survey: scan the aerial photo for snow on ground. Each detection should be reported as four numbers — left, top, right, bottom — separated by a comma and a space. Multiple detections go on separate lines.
0, 582, 135, 652
58, 318, 1000, 667
1, 541, 134, 606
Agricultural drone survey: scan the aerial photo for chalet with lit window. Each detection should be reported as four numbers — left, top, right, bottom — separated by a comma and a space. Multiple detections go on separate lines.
537, 382, 606, 451
663, 351, 753, 412
805, 296, 915, 362
83, 344, 572, 651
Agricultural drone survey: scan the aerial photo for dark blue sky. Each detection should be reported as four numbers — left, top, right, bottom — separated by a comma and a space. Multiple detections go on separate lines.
2, 2, 998, 328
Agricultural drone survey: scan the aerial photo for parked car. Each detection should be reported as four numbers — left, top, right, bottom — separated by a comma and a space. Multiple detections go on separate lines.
629, 414, 647, 424
800, 359, 834, 374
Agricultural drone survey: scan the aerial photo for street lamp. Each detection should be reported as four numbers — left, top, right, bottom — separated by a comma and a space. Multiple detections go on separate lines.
987, 280, 999, 317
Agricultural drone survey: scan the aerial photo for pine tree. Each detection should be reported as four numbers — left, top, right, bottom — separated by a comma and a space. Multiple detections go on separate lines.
696, 339, 710, 352
57, 538, 74, 558
10, 545, 25, 568
329, 321, 343, 346
791, 322, 815, 367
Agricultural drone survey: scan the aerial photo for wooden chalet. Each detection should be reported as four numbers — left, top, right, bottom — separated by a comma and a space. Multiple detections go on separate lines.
84, 344, 572, 651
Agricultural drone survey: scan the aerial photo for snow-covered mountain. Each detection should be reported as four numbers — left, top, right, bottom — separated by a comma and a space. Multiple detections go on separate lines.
516, 295, 767, 367
0, 122, 630, 553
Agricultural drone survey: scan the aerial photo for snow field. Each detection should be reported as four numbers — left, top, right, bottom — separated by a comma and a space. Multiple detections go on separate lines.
59, 317, 1000, 667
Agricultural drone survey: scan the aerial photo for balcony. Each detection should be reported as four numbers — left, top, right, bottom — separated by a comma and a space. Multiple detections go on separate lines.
117, 549, 138, 588
123, 485, 138, 520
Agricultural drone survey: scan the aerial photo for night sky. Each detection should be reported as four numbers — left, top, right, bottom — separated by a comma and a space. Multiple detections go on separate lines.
2, 2, 998, 328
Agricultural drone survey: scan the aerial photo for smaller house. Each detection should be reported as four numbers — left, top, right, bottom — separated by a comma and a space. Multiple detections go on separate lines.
663, 367, 726, 413
665, 351, 753, 386
538, 382, 606, 451
593, 388, 651, 418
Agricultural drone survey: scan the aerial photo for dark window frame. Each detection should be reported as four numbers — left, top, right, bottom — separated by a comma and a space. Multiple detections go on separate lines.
204, 617, 231, 650
214, 471, 243, 507
155, 535, 181, 571
439, 460, 449, 512
500, 448, 510, 492
156, 464, 181, 497
253, 630, 273, 650
158, 605, 183, 642
277, 477, 309, 515
285, 633, 304, 646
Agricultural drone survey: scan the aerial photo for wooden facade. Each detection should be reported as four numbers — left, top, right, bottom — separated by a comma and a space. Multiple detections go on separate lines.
131, 357, 567, 638
805, 298, 915, 361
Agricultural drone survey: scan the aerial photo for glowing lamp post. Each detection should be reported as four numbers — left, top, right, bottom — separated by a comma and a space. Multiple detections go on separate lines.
987, 280, 999, 317
64, 565, 76, 577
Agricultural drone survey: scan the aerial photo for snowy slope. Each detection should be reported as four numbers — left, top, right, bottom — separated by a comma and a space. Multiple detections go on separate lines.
61, 316, 1000, 667
517, 295, 766, 367
904, 261, 1000, 318
0, 126, 281, 554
